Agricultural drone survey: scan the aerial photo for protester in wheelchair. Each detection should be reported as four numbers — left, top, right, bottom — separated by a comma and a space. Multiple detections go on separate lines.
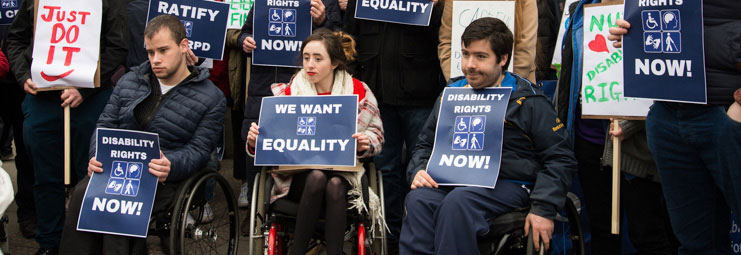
59, 15, 226, 253
246, 29, 385, 255
399, 18, 576, 255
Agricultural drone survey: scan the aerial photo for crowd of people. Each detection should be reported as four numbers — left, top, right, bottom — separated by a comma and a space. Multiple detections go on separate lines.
0, 0, 737, 255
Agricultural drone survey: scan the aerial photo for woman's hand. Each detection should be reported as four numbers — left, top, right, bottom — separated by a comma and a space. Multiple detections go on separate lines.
310, 0, 326, 25
607, 19, 631, 48
247, 122, 260, 149
352, 132, 370, 152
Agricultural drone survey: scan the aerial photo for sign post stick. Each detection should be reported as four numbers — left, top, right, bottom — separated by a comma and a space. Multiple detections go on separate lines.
64, 105, 71, 185
611, 119, 621, 234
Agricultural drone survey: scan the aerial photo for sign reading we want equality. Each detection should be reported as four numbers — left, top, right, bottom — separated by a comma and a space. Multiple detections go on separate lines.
354, 0, 434, 26
581, 2, 652, 119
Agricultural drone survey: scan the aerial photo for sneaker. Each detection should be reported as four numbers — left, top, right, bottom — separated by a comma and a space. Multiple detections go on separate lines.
238, 182, 250, 208
187, 203, 214, 225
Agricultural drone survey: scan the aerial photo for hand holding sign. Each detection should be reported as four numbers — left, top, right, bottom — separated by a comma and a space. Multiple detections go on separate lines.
410, 170, 438, 190
148, 151, 170, 182
247, 122, 260, 149
60, 88, 83, 108
23, 78, 37, 95
88, 157, 103, 176
352, 132, 370, 153
608, 19, 631, 48
310, 0, 326, 24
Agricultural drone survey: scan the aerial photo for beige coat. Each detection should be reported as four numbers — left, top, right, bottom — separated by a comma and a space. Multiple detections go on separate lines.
438, 0, 537, 83
226, 29, 249, 110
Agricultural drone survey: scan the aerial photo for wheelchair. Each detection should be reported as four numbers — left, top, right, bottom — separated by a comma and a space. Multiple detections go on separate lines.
149, 168, 240, 255
246, 161, 387, 255
478, 193, 586, 255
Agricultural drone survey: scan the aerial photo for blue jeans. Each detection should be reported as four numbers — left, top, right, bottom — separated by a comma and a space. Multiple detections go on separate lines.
646, 101, 741, 254
374, 104, 431, 242
22, 89, 112, 248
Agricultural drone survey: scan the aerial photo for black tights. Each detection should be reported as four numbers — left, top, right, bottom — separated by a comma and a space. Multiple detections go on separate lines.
289, 170, 347, 255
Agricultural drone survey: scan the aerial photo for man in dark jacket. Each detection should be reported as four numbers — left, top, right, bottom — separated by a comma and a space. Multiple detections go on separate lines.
59, 14, 226, 253
342, 0, 445, 244
399, 18, 575, 254
5, 1, 128, 253
236, 0, 341, 210
608, 1, 741, 252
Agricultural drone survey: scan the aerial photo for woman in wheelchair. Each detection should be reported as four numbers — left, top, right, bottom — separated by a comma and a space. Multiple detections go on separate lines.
246, 29, 385, 255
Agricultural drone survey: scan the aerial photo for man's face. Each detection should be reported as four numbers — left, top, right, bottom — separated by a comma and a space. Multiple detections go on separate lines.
461, 39, 508, 89
145, 28, 188, 80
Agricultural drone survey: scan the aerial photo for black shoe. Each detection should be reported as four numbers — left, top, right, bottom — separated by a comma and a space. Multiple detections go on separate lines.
159, 233, 171, 254
34, 248, 59, 255
19, 218, 36, 239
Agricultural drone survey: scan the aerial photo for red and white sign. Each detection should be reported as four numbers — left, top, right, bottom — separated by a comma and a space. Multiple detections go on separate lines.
31, 0, 102, 89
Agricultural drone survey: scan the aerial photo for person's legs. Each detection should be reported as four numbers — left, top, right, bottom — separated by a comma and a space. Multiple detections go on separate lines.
8, 91, 36, 238
647, 102, 730, 254
23, 95, 65, 250
399, 187, 447, 255
59, 176, 102, 253
433, 182, 530, 255
622, 176, 678, 255
324, 176, 348, 255
574, 137, 620, 254
374, 104, 404, 242
291, 170, 328, 255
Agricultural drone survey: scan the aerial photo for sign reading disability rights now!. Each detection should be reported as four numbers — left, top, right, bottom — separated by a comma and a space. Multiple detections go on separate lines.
426, 87, 511, 189
252, 0, 312, 67
77, 128, 160, 238
622, 0, 706, 104
255, 95, 358, 166
147, 0, 229, 60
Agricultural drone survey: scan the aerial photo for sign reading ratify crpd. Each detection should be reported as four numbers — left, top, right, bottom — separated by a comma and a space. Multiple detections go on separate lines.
147, 0, 229, 60
252, 0, 311, 67
255, 95, 358, 167
0, 0, 19, 25
354, 0, 433, 26
623, 0, 706, 104
31, 0, 102, 89
77, 128, 160, 238
426, 87, 511, 189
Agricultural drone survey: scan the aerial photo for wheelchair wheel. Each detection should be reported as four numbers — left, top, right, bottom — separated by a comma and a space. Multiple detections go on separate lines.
170, 170, 239, 254
564, 196, 586, 255
248, 169, 268, 255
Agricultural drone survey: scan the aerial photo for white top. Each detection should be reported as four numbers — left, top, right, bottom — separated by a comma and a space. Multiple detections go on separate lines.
158, 79, 176, 95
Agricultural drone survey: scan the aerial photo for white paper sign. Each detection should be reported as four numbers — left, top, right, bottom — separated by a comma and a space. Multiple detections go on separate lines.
226, 0, 252, 29
450, 1, 514, 79
581, 3, 651, 118
551, 0, 579, 69
31, 0, 102, 89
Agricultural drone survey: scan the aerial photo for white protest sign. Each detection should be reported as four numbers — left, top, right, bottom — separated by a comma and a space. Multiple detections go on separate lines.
31, 0, 102, 89
226, 0, 252, 29
451, 1, 514, 79
581, 3, 651, 119
551, 0, 579, 69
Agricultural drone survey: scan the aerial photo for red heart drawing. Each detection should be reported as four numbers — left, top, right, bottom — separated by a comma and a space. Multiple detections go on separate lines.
588, 34, 609, 54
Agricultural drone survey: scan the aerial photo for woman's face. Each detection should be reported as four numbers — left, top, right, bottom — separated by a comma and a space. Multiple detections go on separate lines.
302, 40, 337, 85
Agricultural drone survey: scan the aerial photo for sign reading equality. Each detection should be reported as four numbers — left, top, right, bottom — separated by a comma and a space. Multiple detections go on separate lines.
77, 128, 160, 238
622, 0, 706, 104
147, 0, 230, 60
255, 95, 358, 167
426, 87, 511, 189
252, 0, 312, 67
354, 0, 434, 26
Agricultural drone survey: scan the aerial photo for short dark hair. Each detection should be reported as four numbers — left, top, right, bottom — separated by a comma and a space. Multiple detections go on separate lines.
300, 28, 356, 72
461, 17, 513, 71
144, 15, 187, 44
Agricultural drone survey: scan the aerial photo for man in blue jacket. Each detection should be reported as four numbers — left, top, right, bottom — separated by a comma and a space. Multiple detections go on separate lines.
58, 15, 226, 253
399, 18, 576, 254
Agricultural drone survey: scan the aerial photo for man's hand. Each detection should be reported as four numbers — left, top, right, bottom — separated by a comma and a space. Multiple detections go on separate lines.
410, 170, 438, 189
607, 19, 630, 48
149, 151, 171, 182
24, 78, 37, 95
609, 118, 624, 140
61, 88, 84, 108
352, 132, 370, 152
186, 48, 198, 66
310, 0, 326, 25
242, 36, 257, 53
247, 122, 260, 149
88, 157, 103, 176
338, 0, 348, 11
524, 213, 554, 252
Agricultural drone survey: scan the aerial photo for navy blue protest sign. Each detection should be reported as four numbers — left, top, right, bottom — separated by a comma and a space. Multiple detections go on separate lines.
77, 128, 160, 238
426, 87, 511, 189
0, 0, 19, 25
255, 95, 358, 166
252, 0, 311, 67
354, 0, 433, 26
622, 0, 706, 104
147, 0, 229, 59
